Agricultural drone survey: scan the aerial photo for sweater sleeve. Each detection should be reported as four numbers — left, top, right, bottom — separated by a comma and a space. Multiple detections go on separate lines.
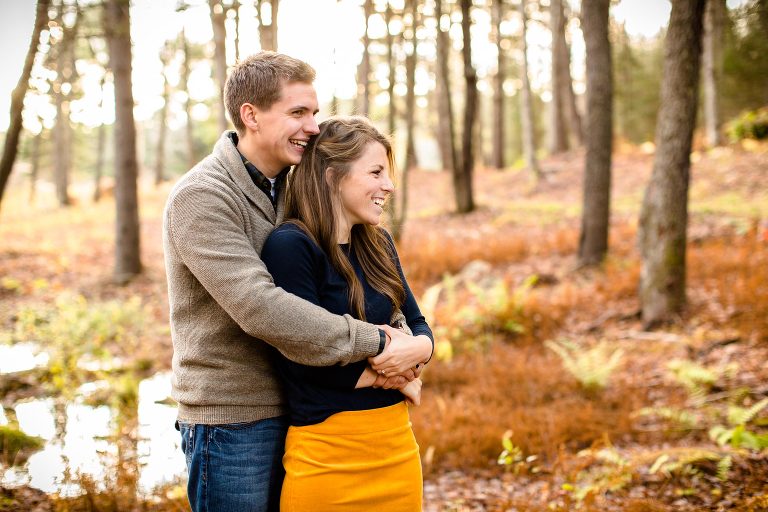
164, 183, 380, 366
262, 226, 366, 389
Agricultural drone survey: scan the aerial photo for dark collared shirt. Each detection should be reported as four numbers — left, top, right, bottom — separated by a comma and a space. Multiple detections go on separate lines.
228, 132, 289, 209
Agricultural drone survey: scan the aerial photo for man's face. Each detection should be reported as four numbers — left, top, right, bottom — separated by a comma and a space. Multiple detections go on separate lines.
252, 81, 320, 175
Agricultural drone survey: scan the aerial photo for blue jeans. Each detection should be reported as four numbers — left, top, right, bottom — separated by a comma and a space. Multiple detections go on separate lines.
178, 416, 289, 512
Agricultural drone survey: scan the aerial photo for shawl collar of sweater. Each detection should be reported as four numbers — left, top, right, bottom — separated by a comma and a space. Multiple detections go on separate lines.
214, 131, 278, 223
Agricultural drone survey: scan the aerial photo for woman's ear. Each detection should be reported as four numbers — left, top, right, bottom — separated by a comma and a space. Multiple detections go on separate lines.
240, 103, 258, 133
324, 167, 335, 188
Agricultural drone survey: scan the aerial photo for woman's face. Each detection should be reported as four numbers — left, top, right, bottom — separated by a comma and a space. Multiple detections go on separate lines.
335, 141, 394, 232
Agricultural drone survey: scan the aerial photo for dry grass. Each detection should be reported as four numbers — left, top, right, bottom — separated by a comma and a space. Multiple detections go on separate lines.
688, 227, 768, 342
413, 342, 642, 473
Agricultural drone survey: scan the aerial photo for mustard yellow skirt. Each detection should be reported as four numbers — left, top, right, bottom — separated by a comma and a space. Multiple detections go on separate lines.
280, 401, 422, 512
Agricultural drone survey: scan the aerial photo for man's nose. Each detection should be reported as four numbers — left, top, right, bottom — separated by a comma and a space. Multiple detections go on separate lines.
305, 116, 320, 135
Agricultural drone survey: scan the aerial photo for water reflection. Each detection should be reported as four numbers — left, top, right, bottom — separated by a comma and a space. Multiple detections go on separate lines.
1, 371, 186, 496
137, 372, 185, 493
0, 342, 49, 373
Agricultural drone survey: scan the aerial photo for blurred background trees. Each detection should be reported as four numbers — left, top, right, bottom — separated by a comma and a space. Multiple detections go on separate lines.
1, 0, 767, 307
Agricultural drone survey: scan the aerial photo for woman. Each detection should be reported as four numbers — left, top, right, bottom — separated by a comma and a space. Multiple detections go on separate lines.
261, 115, 434, 511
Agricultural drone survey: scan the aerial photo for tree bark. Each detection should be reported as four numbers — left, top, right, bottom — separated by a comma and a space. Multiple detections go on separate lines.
53, 0, 79, 207
156, 44, 172, 186
94, 119, 105, 202
390, 0, 419, 241
518, 0, 541, 180
578, 0, 613, 267
0, 0, 50, 211
256, 0, 279, 51
356, 0, 372, 116
549, 0, 569, 154
209, 0, 228, 133
639, 0, 705, 327
29, 125, 43, 204
233, 0, 241, 62
385, 2, 397, 136
491, 0, 505, 169
703, 0, 725, 147
180, 28, 196, 169
456, 0, 476, 213
435, 0, 457, 174
94, 74, 108, 203
107, 0, 142, 282
558, 2, 583, 147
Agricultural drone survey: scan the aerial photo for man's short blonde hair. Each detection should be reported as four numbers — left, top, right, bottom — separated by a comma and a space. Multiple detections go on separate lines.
224, 51, 316, 134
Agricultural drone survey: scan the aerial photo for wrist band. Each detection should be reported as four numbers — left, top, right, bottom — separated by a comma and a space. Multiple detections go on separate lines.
423, 336, 434, 365
377, 328, 387, 355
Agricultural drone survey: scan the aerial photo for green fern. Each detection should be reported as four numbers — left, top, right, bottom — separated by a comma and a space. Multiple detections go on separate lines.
545, 339, 624, 392
634, 406, 700, 430
709, 398, 768, 450
727, 397, 768, 426
666, 359, 718, 397
716, 455, 732, 481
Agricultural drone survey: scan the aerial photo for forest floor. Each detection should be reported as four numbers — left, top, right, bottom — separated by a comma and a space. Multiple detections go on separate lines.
0, 140, 767, 511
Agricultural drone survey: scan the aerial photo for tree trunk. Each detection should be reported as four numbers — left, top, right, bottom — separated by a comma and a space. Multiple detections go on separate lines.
29, 126, 43, 204
156, 48, 171, 186
491, 0, 505, 169
53, 87, 72, 207
549, 0, 569, 154
518, 0, 541, 180
107, 0, 142, 282
456, 0, 476, 213
330, 88, 339, 115
578, 0, 613, 267
94, 73, 108, 202
180, 28, 196, 169
233, 0, 241, 62
390, 0, 419, 241
356, 0, 372, 116
53, 0, 79, 207
639, 0, 705, 328
559, 3, 583, 147
256, 0, 279, 51
209, 0, 228, 133
435, 0, 457, 173
703, 0, 725, 147
94, 120, 106, 202
386, 2, 397, 136
0, 0, 50, 211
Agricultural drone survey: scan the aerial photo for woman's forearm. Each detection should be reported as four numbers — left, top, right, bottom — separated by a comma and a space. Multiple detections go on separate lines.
355, 367, 380, 388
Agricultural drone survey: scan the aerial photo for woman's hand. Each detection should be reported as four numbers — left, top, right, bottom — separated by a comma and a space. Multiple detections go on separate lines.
368, 325, 432, 376
399, 378, 422, 406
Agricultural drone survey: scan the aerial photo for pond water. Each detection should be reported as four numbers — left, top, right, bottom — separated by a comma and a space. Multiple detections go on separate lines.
1, 344, 186, 497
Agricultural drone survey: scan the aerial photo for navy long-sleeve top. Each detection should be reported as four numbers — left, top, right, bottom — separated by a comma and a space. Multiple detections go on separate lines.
261, 223, 433, 426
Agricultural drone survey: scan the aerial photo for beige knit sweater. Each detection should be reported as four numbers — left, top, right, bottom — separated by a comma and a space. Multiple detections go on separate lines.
163, 132, 380, 424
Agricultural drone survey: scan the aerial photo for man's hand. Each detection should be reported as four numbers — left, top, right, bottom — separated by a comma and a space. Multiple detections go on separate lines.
371, 373, 408, 389
370, 366, 419, 388
368, 325, 431, 376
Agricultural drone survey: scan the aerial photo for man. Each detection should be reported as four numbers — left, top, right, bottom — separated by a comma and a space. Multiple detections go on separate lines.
163, 51, 432, 512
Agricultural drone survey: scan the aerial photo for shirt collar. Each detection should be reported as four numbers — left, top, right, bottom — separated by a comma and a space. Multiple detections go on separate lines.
228, 132, 289, 203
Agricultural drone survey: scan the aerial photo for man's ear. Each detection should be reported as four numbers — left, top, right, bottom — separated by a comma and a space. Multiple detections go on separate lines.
240, 103, 259, 133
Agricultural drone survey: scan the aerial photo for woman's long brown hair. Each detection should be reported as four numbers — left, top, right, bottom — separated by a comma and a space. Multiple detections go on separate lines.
284, 116, 405, 320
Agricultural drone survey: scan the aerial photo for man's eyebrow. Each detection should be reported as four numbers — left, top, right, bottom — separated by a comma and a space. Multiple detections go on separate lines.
289, 105, 319, 115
